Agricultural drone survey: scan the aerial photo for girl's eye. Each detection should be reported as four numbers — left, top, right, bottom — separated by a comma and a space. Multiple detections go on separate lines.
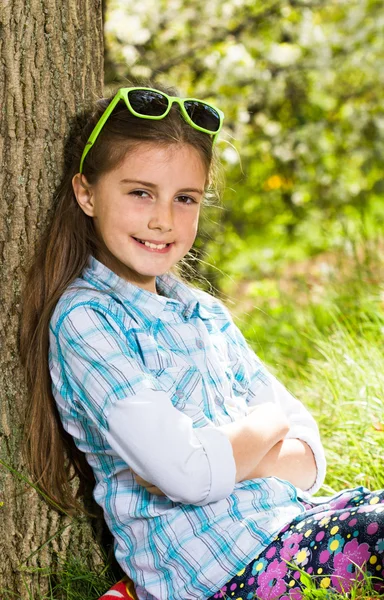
176, 195, 196, 205
130, 190, 151, 198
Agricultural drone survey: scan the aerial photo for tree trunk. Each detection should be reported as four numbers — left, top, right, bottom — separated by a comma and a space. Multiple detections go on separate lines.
0, 0, 105, 596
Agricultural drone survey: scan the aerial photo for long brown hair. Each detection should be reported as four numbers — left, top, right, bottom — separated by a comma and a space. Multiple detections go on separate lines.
18, 81, 219, 515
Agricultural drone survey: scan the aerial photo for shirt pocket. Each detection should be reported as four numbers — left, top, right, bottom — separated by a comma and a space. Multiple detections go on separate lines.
224, 353, 250, 399
133, 329, 174, 371
152, 365, 211, 428
211, 332, 230, 364
210, 332, 249, 398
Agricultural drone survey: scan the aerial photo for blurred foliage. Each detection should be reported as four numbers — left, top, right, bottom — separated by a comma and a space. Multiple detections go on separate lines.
104, 0, 384, 291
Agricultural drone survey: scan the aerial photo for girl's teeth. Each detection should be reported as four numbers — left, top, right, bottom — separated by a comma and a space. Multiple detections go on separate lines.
138, 239, 168, 249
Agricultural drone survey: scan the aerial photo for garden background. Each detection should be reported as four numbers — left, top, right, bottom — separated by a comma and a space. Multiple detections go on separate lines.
0, 0, 383, 597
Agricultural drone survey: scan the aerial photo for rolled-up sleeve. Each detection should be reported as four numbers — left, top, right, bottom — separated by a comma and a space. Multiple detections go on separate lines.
53, 302, 236, 505
106, 395, 236, 505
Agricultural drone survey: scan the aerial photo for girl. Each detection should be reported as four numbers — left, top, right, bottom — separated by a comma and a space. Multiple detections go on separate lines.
19, 83, 384, 600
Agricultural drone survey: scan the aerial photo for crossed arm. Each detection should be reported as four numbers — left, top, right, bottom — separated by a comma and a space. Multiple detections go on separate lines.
132, 402, 318, 497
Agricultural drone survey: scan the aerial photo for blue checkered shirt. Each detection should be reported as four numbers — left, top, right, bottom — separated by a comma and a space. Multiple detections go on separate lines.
49, 256, 326, 600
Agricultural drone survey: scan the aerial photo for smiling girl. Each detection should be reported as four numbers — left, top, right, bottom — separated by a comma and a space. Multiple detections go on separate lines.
19, 83, 384, 600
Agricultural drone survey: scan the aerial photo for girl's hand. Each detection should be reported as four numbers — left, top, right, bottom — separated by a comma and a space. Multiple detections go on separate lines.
131, 470, 166, 496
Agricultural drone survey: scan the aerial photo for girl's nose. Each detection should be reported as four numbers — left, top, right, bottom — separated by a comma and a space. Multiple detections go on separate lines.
148, 202, 174, 232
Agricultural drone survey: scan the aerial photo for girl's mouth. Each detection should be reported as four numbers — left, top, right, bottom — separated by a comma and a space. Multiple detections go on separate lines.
132, 237, 173, 253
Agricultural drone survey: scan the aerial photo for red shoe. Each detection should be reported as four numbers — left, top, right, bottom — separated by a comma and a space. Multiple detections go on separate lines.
98, 577, 136, 599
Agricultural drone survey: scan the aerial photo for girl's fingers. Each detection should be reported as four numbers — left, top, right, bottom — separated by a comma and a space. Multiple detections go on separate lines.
130, 469, 147, 484
134, 473, 149, 485
146, 486, 165, 496
131, 470, 166, 496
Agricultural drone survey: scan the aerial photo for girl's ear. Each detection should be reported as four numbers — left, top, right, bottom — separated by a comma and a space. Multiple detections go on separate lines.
72, 173, 96, 217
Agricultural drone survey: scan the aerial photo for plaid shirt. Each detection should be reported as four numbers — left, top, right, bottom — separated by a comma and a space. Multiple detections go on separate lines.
49, 256, 326, 600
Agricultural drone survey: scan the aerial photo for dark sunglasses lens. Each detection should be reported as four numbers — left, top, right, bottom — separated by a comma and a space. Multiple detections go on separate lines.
184, 101, 220, 131
128, 90, 169, 116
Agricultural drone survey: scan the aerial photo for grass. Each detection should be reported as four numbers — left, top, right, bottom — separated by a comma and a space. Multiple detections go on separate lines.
0, 555, 117, 600
227, 247, 384, 495
4, 243, 384, 599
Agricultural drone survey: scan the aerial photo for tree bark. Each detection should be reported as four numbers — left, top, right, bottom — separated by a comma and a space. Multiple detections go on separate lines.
0, 0, 104, 596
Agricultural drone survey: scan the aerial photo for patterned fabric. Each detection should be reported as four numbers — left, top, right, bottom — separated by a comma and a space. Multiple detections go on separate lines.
99, 577, 137, 599
49, 255, 326, 600
208, 486, 384, 599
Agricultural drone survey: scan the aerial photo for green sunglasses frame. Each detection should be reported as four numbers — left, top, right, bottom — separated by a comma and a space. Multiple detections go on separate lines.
79, 87, 224, 173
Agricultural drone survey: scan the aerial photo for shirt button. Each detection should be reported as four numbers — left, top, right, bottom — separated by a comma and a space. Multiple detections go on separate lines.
175, 389, 184, 398
196, 339, 204, 349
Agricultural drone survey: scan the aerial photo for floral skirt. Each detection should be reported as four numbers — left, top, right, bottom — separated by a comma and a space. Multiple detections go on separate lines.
208, 486, 384, 599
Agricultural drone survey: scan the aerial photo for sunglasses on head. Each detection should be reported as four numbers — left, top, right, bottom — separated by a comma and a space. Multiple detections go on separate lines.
79, 87, 225, 173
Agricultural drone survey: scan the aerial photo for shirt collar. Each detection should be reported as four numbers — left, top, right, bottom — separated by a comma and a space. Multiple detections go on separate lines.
82, 255, 211, 321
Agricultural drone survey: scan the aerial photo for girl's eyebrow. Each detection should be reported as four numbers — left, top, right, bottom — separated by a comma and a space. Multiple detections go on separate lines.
119, 178, 204, 195
178, 187, 204, 195
119, 178, 157, 187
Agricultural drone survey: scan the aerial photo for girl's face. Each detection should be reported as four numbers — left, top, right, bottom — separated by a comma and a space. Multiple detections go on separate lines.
73, 143, 208, 293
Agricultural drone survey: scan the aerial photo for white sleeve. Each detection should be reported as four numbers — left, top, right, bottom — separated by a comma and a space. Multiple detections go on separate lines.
105, 391, 236, 505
